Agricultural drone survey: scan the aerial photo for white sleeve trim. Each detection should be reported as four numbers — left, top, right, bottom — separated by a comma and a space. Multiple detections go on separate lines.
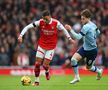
57, 21, 72, 40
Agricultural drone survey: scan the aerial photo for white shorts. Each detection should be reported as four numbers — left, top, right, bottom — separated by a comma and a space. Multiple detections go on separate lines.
36, 46, 55, 60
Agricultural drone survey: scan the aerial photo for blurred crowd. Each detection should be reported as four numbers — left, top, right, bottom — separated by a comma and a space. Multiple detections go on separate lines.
0, 0, 108, 68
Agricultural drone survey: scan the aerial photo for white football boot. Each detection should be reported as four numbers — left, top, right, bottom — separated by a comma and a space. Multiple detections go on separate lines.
70, 75, 80, 84
96, 69, 103, 80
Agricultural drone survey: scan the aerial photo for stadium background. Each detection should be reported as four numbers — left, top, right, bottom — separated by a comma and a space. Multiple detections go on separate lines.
0, 1, 108, 90
0, 0, 108, 75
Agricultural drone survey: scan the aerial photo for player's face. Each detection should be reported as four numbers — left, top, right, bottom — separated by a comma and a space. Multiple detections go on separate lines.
81, 16, 89, 25
42, 16, 51, 24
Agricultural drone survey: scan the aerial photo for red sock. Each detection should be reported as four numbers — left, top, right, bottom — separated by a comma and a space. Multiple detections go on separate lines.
43, 65, 49, 72
34, 62, 40, 77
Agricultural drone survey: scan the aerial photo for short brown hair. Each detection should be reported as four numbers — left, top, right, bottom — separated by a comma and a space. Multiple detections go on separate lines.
81, 9, 92, 18
42, 10, 50, 17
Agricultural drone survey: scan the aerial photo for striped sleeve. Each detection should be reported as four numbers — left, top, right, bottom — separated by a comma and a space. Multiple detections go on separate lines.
32, 20, 40, 27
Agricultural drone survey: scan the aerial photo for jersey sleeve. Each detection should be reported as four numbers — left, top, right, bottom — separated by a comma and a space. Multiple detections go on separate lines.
70, 29, 82, 40
80, 25, 89, 36
20, 20, 40, 37
57, 21, 72, 40
20, 23, 34, 36
32, 20, 40, 27
56, 21, 63, 30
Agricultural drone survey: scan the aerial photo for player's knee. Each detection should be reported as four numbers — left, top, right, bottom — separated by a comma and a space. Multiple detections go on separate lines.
35, 62, 41, 68
71, 58, 78, 67
86, 65, 92, 70
34, 62, 41, 77
43, 64, 49, 71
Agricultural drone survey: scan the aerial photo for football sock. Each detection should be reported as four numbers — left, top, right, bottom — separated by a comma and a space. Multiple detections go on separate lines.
35, 77, 39, 82
43, 65, 49, 72
71, 58, 79, 76
89, 66, 101, 73
34, 62, 40, 77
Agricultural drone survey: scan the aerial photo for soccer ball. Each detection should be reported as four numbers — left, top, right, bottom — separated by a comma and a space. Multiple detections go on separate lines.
21, 76, 31, 86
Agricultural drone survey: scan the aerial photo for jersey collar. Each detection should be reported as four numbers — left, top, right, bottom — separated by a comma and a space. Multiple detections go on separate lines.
49, 18, 52, 24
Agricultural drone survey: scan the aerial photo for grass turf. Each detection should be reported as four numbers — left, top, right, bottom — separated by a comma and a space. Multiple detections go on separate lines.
0, 75, 108, 90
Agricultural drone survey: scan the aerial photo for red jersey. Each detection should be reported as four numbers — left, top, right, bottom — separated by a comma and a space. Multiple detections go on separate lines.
38, 19, 58, 50
20, 18, 71, 50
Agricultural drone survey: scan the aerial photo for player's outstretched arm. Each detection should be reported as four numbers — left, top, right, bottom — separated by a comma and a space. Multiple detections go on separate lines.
18, 23, 34, 43
65, 24, 82, 40
20, 23, 34, 36
57, 22, 75, 44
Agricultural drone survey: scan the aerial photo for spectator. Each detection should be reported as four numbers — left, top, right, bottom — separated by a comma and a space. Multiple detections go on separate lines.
0, 0, 108, 68
0, 46, 10, 66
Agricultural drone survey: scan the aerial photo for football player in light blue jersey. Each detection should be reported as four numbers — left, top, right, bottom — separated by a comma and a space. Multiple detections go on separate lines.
65, 9, 103, 84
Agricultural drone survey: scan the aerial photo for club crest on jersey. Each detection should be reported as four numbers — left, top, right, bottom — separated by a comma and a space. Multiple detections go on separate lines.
52, 26, 54, 29
42, 26, 45, 28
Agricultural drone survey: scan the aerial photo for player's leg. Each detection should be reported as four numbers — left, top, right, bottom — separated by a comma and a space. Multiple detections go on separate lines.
43, 59, 51, 80
43, 49, 55, 80
70, 53, 82, 84
32, 46, 45, 86
70, 47, 84, 84
86, 48, 103, 80
86, 60, 103, 80
33, 57, 43, 86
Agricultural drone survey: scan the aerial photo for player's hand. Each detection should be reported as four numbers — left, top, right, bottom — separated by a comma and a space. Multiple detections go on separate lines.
69, 39, 75, 44
65, 24, 72, 31
18, 35, 23, 43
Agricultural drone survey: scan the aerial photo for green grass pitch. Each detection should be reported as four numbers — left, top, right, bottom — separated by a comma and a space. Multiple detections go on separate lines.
0, 75, 108, 90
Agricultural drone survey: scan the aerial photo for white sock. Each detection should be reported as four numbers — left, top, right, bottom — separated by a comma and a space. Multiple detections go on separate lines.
89, 66, 101, 73
46, 70, 49, 73
75, 75, 80, 79
71, 58, 79, 75
35, 77, 39, 82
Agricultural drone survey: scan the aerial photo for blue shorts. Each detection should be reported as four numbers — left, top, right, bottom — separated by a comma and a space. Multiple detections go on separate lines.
77, 47, 98, 66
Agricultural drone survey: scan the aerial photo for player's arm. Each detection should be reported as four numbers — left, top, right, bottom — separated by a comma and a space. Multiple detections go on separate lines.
65, 24, 83, 40
18, 20, 40, 43
96, 28, 100, 36
19, 23, 34, 37
57, 22, 75, 43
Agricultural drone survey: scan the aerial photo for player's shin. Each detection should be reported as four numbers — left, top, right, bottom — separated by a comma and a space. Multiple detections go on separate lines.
71, 58, 79, 77
70, 58, 80, 84
43, 64, 49, 71
88, 65, 102, 74
43, 59, 50, 72
87, 65, 103, 80
43, 63, 50, 80
34, 62, 41, 82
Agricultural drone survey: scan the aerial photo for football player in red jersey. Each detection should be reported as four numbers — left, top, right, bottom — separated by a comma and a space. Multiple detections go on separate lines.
18, 10, 75, 86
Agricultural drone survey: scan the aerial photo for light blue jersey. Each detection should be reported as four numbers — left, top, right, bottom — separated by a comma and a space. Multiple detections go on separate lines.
80, 21, 100, 50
